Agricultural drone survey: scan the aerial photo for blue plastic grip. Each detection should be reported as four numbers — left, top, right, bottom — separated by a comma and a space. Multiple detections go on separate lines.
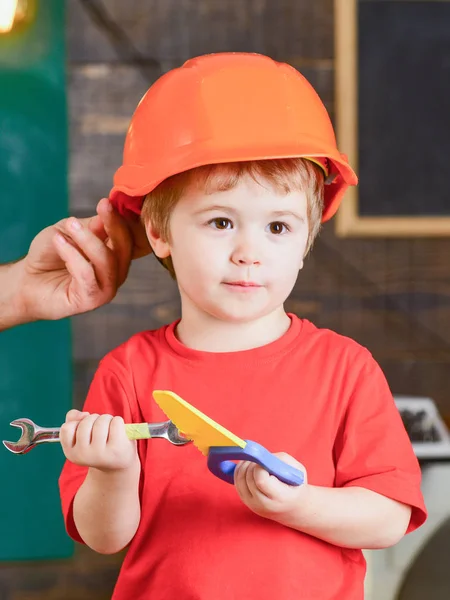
207, 440, 304, 486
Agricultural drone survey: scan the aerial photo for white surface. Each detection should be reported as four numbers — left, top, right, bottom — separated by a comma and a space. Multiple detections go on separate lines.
365, 463, 450, 600
394, 396, 450, 459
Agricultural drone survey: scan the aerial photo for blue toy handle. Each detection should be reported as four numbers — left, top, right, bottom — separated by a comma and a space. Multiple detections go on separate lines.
207, 440, 304, 486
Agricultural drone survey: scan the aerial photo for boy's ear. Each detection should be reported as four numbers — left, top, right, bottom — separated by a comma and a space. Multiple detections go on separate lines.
144, 221, 171, 259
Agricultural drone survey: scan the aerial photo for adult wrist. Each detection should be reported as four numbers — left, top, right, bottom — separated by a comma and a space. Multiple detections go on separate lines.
0, 259, 29, 331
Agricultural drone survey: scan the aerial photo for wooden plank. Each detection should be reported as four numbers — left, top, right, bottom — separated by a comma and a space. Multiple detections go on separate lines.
68, 0, 334, 63
68, 64, 157, 213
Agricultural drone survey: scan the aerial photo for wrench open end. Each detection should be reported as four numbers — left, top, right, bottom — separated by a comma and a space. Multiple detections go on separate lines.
3, 419, 36, 454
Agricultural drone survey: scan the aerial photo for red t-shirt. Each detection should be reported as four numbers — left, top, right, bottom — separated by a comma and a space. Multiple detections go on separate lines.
59, 315, 426, 600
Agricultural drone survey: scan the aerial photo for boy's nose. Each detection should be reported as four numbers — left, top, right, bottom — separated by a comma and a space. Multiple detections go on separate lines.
231, 244, 261, 266
237, 257, 260, 265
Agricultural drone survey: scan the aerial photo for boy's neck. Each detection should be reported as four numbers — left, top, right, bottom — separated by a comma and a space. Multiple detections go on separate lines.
175, 307, 291, 353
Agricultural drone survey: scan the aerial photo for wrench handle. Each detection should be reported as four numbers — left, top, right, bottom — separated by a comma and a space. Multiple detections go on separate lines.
124, 423, 152, 440
38, 424, 152, 442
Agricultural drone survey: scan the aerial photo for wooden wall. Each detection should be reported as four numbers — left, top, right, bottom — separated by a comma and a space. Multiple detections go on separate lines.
1, 0, 449, 597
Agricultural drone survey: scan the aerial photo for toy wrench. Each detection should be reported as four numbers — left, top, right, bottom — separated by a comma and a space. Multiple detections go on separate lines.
3, 417, 190, 454
153, 391, 304, 486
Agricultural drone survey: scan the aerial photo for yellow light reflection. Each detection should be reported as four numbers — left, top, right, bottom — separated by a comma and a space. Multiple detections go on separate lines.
0, 0, 19, 33
0, 0, 35, 34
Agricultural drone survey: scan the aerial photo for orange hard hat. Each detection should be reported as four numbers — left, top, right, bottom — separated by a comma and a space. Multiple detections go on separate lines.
109, 52, 357, 222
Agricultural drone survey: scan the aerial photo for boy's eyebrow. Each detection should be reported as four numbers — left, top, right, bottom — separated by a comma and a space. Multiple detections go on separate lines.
193, 205, 238, 215
270, 210, 305, 222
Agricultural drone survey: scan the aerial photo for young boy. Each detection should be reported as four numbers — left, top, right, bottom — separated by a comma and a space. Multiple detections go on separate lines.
59, 53, 426, 600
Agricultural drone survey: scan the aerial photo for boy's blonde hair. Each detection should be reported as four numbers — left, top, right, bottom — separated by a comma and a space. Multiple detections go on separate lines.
141, 158, 324, 279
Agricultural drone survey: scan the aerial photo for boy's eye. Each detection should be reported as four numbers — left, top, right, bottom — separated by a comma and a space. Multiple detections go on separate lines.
210, 218, 232, 230
268, 221, 288, 234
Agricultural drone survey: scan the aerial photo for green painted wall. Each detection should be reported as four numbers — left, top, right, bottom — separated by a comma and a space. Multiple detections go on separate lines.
0, 0, 73, 559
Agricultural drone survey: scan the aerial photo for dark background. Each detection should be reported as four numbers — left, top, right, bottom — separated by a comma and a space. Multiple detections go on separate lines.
358, 0, 450, 216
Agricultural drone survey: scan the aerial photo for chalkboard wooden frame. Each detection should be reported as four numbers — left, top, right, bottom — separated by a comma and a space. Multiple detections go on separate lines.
334, 0, 450, 237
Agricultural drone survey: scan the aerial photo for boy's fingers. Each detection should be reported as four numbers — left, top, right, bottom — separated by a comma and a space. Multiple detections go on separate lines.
91, 414, 114, 449
245, 462, 273, 500
65, 410, 90, 423
235, 461, 253, 500
108, 415, 126, 444
60, 421, 78, 449
251, 466, 274, 499
75, 413, 100, 448
245, 462, 256, 492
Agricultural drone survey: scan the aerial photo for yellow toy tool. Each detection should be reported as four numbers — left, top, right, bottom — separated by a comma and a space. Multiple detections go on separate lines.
153, 390, 304, 486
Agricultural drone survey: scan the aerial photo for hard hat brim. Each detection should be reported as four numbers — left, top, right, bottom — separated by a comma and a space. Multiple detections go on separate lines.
110, 139, 357, 223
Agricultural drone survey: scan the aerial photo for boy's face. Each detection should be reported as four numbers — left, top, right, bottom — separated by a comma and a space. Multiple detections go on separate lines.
150, 174, 309, 324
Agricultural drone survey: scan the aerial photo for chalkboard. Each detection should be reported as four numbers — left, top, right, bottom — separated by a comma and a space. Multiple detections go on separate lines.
0, 0, 73, 560
334, 0, 450, 237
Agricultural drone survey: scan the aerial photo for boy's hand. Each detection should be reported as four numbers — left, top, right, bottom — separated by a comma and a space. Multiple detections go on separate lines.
234, 452, 308, 523
60, 410, 138, 472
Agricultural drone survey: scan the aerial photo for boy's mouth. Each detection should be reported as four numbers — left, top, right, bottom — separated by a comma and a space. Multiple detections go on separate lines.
223, 281, 262, 288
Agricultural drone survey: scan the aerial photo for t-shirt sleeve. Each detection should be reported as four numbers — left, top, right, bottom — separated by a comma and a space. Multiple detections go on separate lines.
59, 357, 138, 544
334, 351, 427, 534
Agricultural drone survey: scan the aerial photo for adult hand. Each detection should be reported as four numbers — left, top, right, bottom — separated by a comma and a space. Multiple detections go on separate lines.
6, 198, 150, 325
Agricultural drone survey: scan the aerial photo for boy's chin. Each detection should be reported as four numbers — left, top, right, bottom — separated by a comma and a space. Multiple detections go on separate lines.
203, 303, 283, 325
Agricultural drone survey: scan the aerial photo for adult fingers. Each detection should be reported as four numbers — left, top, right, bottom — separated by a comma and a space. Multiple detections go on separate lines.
66, 217, 118, 289
53, 232, 101, 305
96, 199, 132, 286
